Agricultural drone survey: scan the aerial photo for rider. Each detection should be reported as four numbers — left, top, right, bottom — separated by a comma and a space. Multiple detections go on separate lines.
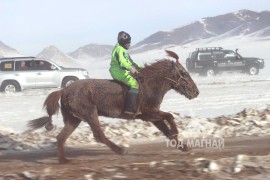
110, 31, 141, 113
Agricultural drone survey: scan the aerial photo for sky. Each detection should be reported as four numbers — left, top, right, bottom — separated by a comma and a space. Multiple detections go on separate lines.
1, 0, 270, 55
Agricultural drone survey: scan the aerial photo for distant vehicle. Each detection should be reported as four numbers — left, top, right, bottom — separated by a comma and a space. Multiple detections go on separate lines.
186, 47, 265, 76
0, 57, 89, 92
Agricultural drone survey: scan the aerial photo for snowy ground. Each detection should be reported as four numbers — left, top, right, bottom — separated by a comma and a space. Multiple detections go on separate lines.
0, 38, 269, 133
0, 72, 270, 133
1, 39, 270, 179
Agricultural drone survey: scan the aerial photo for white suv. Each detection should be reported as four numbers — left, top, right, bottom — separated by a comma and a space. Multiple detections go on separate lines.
0, 57, 89, 92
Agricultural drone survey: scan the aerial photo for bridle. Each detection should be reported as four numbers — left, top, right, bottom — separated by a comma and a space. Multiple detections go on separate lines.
164, 76, 188, 87
136, 62, 190, 88
163, 67, 190, 87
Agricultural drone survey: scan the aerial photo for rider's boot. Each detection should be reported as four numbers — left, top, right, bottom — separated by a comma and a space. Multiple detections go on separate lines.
124, 88, 139, 114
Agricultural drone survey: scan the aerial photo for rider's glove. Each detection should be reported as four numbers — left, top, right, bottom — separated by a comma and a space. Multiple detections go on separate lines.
130, 67, 139, 74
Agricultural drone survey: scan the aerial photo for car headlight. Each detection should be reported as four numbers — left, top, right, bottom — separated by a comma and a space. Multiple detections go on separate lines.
257, 59, 264, 63
82, 70, 88, 76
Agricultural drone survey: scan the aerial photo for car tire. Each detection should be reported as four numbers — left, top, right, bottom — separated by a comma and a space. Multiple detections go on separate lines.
204, 68, 216, 77
1, 81, 21, 93
61, 77, 78, 88
247, 65, 259, 75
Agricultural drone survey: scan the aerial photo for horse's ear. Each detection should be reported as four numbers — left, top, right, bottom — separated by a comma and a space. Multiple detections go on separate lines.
170, 60, 179, 75
165, 50, 180, 64
171, 60, 175, 66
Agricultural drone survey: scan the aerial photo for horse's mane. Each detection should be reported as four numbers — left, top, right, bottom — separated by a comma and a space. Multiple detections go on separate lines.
140, 59, 172, 77
140, 50, 179, 77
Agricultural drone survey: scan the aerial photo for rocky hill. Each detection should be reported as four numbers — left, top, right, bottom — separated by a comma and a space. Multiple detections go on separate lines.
0, 41, 23, 57
69, 43, 114, 59
131, 10, 270, 53
36, 45, 77, 67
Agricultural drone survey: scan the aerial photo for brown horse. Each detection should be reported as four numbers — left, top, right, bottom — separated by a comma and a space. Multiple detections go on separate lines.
28, 50, 199, 163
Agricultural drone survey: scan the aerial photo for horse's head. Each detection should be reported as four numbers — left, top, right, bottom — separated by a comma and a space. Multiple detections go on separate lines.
165, 50, 199, 99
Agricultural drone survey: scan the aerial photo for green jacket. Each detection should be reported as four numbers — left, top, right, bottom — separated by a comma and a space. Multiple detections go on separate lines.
110, 43, 140, 76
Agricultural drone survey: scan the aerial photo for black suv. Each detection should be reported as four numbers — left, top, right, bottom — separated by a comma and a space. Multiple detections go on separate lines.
186, 47, 265, 76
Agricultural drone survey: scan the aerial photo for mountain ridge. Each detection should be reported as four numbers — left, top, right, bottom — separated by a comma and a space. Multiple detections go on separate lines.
131, 9, 270, 53
0, 9, 269, 61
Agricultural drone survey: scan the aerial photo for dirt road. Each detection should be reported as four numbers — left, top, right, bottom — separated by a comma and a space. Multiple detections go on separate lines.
0, 136, 270, 179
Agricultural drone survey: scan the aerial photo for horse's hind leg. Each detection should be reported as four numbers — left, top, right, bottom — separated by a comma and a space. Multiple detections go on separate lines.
56, 115, 81, 164
86, 106, 126, 155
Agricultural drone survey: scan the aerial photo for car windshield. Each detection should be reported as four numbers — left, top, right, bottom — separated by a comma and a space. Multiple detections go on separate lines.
189, 52, 197, 59
224, 51, 236, 57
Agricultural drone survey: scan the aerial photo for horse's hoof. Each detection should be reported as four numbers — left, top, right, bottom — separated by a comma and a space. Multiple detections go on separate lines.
178, 144, 191, 152
117, 147, 128, 155
169, 111, 180, 118
59, 158, 70, 164
45, 123, 54, 131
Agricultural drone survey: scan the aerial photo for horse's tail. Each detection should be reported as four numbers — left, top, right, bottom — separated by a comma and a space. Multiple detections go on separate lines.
165, 50, 179, 64
28, 90, 62, 131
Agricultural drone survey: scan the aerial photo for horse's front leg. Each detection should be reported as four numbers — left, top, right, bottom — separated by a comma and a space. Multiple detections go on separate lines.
159, 111, 190, 152
139, 112, 189, 152
139, 112, 178, 138
138, 113, 171, 137
158, 111, 179, 138
151, 121, 171, 138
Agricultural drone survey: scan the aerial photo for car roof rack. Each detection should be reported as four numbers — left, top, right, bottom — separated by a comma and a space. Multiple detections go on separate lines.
0, 56, 36, 61
196, 47, 223, 51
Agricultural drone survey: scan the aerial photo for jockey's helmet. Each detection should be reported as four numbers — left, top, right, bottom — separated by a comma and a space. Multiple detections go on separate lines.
118, 31, 131, 49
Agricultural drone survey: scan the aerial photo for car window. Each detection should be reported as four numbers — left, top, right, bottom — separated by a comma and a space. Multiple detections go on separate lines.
212, 51, 224, 60
0, 61, 14, 71
198, 52, 212, 61
190, 52, 197, 59
34, 60, 52, 70
15, 60, 33, 71
224, 51, 236, 59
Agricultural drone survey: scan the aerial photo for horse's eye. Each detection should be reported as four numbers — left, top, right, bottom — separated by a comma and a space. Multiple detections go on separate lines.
181, 80, 188, 85
183, 73, 189, 78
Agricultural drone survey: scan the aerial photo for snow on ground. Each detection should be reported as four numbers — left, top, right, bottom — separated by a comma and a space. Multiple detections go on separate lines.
0, 38, 270, 133
0, 74, 269, 133
1, 38, 270, 180
0, 101, 269, 152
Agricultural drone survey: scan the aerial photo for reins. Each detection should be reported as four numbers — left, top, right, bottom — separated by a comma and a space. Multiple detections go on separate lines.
133, 57, 190, 117
134, 72, 188, 118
